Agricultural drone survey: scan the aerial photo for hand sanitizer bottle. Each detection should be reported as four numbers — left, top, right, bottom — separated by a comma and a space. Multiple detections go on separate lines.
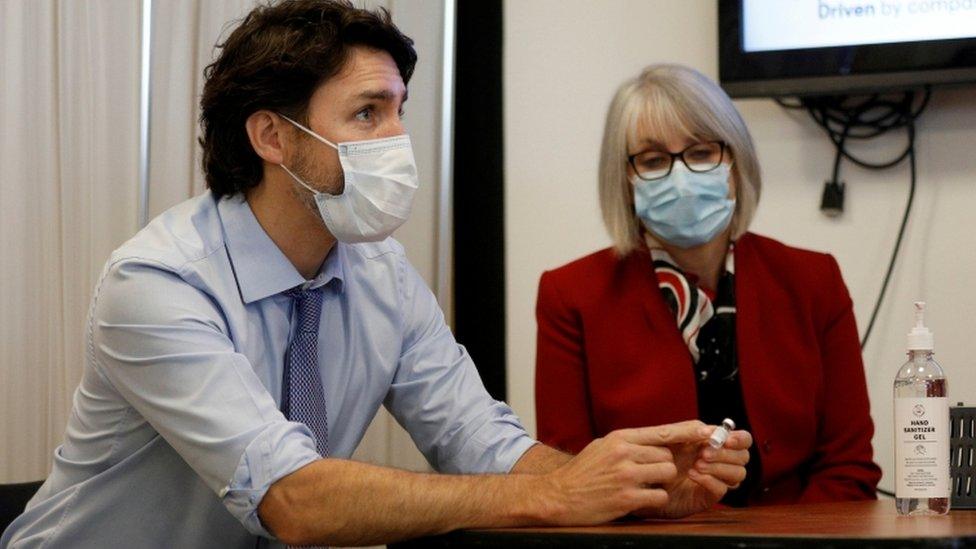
894, 301, 950, 515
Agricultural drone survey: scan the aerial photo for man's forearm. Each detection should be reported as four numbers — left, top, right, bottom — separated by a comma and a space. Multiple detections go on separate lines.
257, 424, 723, 546
258, 457, 562, 546
511, 443, 574, 474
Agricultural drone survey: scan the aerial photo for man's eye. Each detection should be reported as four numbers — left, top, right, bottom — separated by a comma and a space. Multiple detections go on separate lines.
355, 108, 373, 122
398, 109, 405, 119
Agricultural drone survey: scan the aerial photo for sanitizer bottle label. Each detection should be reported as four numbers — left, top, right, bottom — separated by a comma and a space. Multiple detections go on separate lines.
895, 397, 950, 498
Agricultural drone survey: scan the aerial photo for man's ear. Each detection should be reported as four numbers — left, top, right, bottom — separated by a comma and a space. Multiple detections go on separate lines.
246, 110, 288, 165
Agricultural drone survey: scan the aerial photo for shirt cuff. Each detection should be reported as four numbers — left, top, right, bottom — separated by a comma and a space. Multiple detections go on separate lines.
219, 421, 321, 538
440, 402, 538, 475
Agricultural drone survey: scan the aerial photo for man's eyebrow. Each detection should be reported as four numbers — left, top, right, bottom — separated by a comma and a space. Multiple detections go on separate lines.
354, 89, 409, 102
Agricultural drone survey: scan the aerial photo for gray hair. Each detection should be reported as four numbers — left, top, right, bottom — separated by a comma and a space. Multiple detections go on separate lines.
598, 64, 762, 255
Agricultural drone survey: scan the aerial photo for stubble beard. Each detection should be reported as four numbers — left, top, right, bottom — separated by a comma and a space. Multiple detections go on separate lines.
288, 143, 344, 227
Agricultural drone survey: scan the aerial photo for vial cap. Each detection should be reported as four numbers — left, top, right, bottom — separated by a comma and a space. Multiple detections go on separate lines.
708, 418, 736, 449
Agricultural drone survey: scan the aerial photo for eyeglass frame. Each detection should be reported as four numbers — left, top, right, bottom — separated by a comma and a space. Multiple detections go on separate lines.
627, 140, 728, 182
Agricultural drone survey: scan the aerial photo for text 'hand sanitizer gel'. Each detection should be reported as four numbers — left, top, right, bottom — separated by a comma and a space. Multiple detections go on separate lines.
894, 301, 950, 515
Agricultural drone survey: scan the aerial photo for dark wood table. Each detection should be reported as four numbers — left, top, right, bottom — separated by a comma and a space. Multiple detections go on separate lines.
391, 500, 976, 548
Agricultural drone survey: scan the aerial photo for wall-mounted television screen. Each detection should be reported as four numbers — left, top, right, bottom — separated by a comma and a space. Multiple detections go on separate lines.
719, 0, 976, 97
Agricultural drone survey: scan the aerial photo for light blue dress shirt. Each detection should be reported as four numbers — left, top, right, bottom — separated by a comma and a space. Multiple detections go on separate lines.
1, 193, 536, 548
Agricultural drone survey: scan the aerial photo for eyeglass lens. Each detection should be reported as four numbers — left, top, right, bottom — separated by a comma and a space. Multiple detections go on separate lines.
632, 142, 724, 181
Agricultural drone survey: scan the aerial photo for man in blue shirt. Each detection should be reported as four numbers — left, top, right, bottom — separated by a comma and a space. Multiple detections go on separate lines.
1, 1, 752, 547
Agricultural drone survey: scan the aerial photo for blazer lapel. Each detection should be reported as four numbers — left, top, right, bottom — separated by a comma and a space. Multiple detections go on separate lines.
624, 249, 700, 418
733, 233, 766, 445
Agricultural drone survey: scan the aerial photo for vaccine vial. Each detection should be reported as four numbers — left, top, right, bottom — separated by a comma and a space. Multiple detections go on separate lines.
894, 302, 950, 516
709, 418, 736, 449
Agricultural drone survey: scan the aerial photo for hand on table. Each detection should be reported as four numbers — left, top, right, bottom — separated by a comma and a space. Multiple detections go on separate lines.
539, 420, 752, 524
540, 420, 750, 525
633, 422, 752, 519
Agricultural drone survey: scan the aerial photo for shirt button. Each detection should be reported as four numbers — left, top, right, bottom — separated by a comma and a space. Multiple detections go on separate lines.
762, 439, 772, 453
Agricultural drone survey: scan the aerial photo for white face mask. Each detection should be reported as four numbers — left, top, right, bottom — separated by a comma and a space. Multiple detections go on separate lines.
278, 114, 419, 243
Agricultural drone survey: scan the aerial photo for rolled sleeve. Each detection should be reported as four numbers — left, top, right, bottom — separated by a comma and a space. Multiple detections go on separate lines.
440, 397, 539, 474
221, 422, 321, 537
90, 260, 322, 535
384, 254, 536, 475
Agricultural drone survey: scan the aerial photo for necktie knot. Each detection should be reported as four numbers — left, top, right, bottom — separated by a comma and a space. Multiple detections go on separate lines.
284, 285, 319, 300
285, 286, 323, 334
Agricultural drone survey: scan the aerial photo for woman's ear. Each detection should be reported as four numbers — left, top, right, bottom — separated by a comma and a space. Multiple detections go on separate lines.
246, 110, 287, 165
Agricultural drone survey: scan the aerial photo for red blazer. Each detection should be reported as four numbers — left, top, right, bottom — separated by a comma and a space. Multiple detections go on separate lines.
535, 232, 881, 505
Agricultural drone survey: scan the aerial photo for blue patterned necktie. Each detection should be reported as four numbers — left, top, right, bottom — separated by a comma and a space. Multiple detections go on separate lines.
281, 286, 329, 457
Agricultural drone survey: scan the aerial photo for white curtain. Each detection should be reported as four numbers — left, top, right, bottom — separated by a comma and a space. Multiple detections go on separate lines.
2, 0, 448, 483
147, 0, 259, 218
0, 0, 142, 482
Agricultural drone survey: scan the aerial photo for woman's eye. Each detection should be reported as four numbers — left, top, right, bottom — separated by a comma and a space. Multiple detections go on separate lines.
641, 156, 667, 168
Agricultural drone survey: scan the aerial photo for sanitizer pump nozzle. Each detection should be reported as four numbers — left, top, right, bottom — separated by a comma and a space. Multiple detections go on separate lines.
907, 301, 934, 351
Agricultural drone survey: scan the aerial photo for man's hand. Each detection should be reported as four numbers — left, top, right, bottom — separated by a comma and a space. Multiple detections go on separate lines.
537, 421, 709, 525
634, 424, 752, 519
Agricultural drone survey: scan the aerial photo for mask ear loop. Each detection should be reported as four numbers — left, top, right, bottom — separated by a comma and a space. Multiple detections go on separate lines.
278, 113, 339, 150
277, 113, 344, 198
279, 163, 319, 196
726, 160, 740, 239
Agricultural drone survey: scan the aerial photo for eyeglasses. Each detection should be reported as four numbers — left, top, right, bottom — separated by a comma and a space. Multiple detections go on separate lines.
628, 141, 727, 181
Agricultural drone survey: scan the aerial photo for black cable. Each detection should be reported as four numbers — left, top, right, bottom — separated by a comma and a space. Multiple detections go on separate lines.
830, 118, 852, 185
776, 89, 930, 349
804, 91, 929, 171
774, 96, 805, 110
867, 125, 917, 501
859, 122, 916, 350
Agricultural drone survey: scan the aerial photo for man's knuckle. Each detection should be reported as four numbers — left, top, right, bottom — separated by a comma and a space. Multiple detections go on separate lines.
622, 465, 643, 484
649, 489, 669, 507
650, 462, 677, 482
609, 442, 629, 459
619, 489, 641, 508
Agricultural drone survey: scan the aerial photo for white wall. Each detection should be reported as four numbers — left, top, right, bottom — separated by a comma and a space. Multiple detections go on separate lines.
504, 0, 976, 493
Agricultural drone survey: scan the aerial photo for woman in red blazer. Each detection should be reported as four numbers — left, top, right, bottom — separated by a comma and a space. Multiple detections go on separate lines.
535, 64, 881, 507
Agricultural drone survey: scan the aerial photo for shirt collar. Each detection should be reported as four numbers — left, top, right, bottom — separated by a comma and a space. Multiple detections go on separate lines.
217, 194, 345, 304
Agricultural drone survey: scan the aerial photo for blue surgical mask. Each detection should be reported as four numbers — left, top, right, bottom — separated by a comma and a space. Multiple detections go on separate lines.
633, 163, 735, 249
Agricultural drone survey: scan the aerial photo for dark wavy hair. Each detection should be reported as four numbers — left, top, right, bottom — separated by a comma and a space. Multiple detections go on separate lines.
199, 0, 417, 198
